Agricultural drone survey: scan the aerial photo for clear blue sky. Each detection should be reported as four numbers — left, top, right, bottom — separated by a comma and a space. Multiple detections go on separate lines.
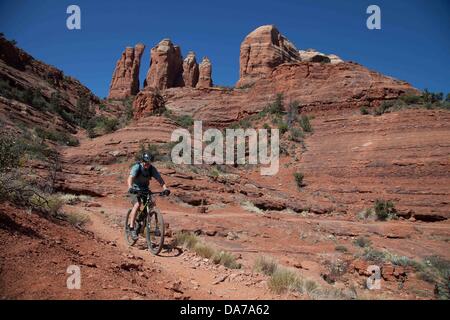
1, 0, 449, 98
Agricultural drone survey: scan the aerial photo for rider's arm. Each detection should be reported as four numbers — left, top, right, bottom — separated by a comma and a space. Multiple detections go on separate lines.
128, 164, 139, 190
151, 166, 167, 190
127, 175, 134, 189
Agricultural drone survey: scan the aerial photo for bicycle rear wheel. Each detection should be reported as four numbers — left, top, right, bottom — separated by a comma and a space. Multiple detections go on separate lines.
124, 209, 138, 246
146, 208, 165, 255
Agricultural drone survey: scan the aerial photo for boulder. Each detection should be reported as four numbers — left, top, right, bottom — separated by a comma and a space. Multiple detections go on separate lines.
108, 43, 145, 99
299, 49, 343, 64
132, 88, 165, 119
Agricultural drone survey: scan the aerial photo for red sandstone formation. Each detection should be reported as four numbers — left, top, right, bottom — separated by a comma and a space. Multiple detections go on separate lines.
182, 51, 199, 88
236, 25, 300, 87
197, 57, 213, 88
108, 44, 145, 100
144, 39, 183, 90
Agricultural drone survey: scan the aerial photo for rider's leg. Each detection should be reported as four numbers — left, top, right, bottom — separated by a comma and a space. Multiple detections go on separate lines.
129, 201, 140, 229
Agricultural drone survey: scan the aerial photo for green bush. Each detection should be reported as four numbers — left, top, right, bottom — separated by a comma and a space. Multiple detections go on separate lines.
400, 94, 422, 104
335, 245, 349, 253
374, 199, 397, 221
277, 120, 288, 134
353, 236, 372, 248
294, 172, 304, 189
0, 135, 23, 172
299, 115, 312, 132
35, 128, 79, 146
360, 106, 370, 115
289, 127, 304, 142
287, 100, 299, 125
374, 101, 393, 116
86, 116, 119, 138
269, 93, 284, 115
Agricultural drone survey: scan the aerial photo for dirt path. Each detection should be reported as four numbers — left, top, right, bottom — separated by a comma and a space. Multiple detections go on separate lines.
84, 207, 278, 300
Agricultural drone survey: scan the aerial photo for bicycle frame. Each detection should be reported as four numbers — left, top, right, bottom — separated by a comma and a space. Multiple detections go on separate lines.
135, 191, 161, 223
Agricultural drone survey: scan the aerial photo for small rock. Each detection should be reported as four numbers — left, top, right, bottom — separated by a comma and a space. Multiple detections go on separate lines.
213, 274, 228, 285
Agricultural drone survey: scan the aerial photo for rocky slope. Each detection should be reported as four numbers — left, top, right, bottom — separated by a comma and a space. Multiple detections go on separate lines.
0, 35, 99, 135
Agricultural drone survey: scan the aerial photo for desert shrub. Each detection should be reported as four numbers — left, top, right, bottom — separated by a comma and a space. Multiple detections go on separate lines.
254, 256, 278, 276
423, 256, 450, 300
0, 135, 23, 172
299, 115, 312, 132
35, 128, 79, 146
400, 94, 422, 104
212, 251, 241, 269
360, 247, 387, 264
262, 123, 271, 130
29, 193, 64, 216
277, 120, 288, 134
374, 199, 397, 221
86, 116, 119, 138
289, 127, 304, 142
360, 106, 370, 115
267, 93, 284, 115
164, 109, 194, 128
335, 245, 349, 253
268, 267, 299, 294
374, 101, 394, 116
193, 242, 216, 259
286, 100, 299, 126
353, 236, 372, 248
294, 172, 304, 189
174, 231, 199, 249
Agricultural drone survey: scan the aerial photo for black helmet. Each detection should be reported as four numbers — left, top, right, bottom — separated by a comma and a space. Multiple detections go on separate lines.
142, 153, 154, 163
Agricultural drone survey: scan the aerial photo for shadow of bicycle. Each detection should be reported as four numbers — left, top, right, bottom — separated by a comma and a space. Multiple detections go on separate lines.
135, 241, 183, 257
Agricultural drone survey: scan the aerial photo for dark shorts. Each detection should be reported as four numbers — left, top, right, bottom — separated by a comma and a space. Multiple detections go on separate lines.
129, 193, 148, 205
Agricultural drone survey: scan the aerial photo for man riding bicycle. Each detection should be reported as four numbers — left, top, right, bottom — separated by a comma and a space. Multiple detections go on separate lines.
127, 152, 170, 240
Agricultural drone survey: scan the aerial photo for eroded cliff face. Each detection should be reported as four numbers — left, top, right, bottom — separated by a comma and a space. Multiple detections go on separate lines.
108, 44, 145, 99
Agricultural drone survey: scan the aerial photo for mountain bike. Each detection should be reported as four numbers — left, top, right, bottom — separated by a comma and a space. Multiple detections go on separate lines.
125, 190, 167, 255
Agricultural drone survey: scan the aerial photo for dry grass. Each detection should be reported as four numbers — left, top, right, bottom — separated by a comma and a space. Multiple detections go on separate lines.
254, 255, 278, 275
60, 211, 90, 226
174, 231, 241, 269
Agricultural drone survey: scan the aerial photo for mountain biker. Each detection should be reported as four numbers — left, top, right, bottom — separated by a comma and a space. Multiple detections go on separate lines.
127, 152, 170, 240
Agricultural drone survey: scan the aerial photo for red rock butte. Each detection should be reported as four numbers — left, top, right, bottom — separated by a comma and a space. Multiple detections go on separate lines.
106, 25, 417, 124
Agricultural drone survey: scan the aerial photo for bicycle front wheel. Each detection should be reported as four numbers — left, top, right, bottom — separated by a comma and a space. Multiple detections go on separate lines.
145, 208, 165, 255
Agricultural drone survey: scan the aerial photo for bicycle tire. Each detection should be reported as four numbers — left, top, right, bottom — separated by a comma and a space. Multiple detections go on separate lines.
145, 208, 165, 255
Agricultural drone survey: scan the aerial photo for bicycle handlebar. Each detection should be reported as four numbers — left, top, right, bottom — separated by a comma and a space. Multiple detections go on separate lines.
129, 190, 168, 197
